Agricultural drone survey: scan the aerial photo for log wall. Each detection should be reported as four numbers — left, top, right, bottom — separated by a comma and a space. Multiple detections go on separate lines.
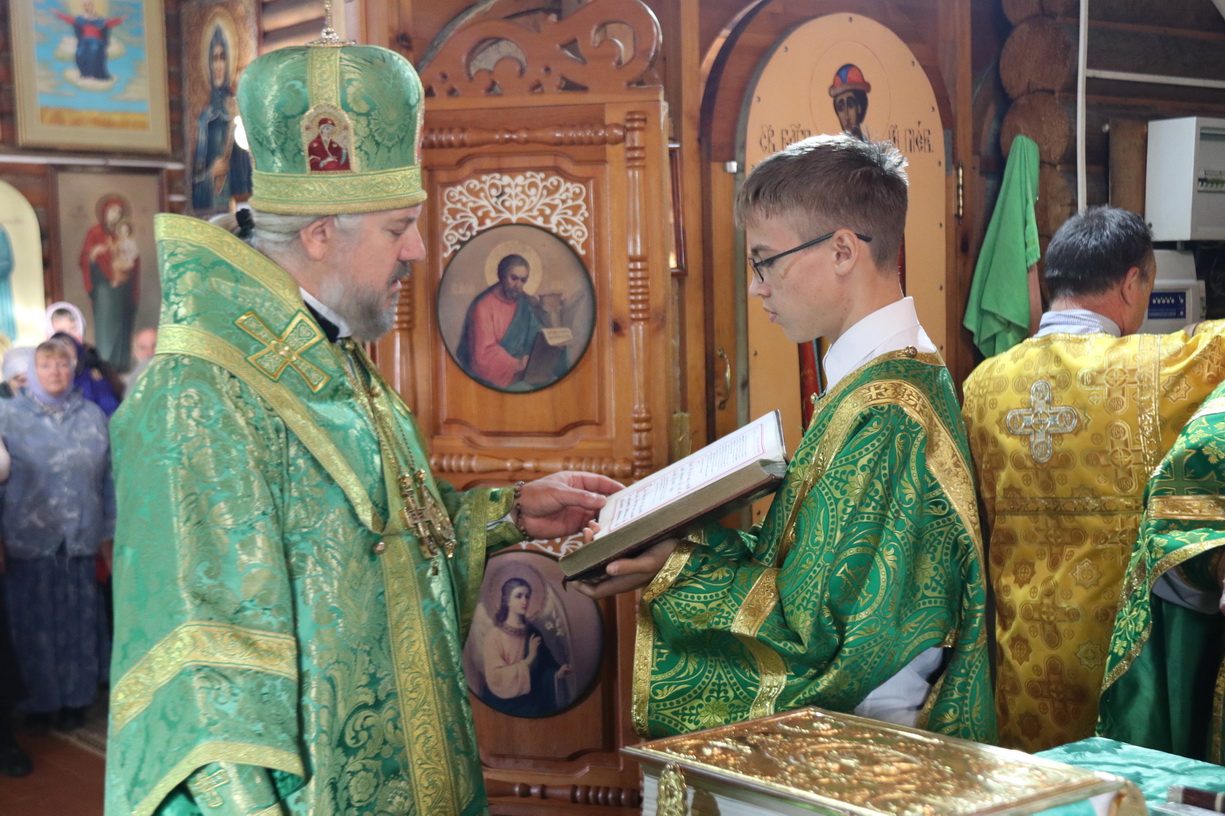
995, 0, 1225, 252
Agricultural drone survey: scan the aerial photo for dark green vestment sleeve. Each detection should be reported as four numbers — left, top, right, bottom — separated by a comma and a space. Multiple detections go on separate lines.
1098, 386, 1225, 763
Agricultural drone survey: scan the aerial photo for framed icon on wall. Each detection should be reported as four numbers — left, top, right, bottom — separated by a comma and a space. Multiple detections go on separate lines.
437, 223, 595, 393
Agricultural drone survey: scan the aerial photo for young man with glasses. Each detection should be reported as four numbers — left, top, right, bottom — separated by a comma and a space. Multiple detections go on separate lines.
577, 134, 996, 744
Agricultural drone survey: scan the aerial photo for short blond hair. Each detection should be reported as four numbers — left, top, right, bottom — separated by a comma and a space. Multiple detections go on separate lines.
36, 337, 76, 364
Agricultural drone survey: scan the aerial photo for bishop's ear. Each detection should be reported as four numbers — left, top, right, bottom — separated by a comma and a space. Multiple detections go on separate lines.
298, 216, 339, 262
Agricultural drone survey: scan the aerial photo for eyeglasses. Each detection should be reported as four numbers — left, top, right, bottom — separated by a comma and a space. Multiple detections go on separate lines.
749, 230, 873, 283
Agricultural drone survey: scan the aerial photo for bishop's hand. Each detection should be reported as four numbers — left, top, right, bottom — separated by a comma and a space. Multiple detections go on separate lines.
514, 471, 623, 541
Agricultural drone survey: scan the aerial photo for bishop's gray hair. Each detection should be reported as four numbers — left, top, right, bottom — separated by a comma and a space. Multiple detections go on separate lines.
209, 208, 362, 261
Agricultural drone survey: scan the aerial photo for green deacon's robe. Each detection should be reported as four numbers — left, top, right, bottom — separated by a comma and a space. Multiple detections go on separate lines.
1098, 385, 1225, 763
106, 216, 521, 816
634, 352, 997, 743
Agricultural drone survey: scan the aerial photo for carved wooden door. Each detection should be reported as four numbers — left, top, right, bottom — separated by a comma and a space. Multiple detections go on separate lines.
373, 2, 677, 813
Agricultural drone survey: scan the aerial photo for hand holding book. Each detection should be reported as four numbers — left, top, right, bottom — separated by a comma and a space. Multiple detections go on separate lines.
559, 411, 788, 582
571, 534, 680, 599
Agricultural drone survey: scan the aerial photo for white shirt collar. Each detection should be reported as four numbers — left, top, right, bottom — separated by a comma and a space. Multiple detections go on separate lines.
822, 297, 936, 391
299, 287, 352, 340
1034, 308, 1121, 338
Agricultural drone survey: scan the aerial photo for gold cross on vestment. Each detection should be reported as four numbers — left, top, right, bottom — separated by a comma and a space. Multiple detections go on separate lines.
236, 311, 329, 392
1006, 380, 1079, 464
192, 768, 230, 809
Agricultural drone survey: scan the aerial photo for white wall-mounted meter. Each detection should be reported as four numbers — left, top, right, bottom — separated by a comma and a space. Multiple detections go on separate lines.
1146, 117, 1225, 242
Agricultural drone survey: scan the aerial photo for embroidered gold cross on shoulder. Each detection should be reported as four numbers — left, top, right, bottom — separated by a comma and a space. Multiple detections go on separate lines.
236, 311, 330, 392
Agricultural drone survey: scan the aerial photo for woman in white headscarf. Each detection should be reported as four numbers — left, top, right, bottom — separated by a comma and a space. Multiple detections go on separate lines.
43, 302, 121, 414
0, 346, 33, 400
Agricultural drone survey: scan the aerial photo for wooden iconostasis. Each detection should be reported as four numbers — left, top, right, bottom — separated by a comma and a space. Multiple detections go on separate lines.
378, 3, 676, 813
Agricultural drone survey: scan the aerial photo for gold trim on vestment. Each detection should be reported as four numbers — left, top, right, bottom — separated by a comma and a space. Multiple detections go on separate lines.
112, 623, 297, 733
732, 567, 787, 719
1149, 495, 1225, 522
340, 338, 469, 814
732, 567, 780, 637
457, 488, 511, 636
187, 762, 275, 812
308, 46, 338, 113
1135, 334, 1160, 475
157, 325, 382, 533
132, 741, 303, 816
633, 539, 697, 737
814, 349, 947, 413
1100, 540, 1225, 691
154, 216, 304, 313
236, 310, 329, 393
786, 370, 984, 575
993, 496, 1145, 515
379, 528, 467, 812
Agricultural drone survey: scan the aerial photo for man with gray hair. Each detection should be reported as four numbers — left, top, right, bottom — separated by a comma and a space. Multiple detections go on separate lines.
105, 32, 620, 816
578, 134, 995, 744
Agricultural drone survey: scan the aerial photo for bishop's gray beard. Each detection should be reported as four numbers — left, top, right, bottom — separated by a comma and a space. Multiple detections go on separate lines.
319, 262, 410, 342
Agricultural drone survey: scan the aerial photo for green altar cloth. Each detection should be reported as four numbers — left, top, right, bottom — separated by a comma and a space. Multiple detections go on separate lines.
1040, 738, 1225, 813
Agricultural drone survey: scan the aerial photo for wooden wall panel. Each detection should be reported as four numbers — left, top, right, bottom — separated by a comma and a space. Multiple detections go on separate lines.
391, 4, 679, 813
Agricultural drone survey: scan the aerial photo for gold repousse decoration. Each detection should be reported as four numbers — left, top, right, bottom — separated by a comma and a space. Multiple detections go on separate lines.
627, 708, 1142, 816
657, 764, 690, 816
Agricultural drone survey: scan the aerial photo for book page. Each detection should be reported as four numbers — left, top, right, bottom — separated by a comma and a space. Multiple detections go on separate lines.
541, 327, 573, 346
597, 412, 783, 535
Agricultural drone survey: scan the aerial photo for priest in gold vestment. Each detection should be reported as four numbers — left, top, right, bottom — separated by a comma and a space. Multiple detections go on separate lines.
580, 135, 996, 745
104, 35, 620, 816
963, 206, 1225, 752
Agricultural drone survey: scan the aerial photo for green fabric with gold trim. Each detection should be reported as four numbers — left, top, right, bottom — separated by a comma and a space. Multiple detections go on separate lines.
238, 42, 425, 215
1097, 383, 1225, 764
637, 353, 997, 744
105, 215, 520, 816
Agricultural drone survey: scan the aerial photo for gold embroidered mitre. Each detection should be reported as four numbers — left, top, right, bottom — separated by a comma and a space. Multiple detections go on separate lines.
237, 37, 426, 215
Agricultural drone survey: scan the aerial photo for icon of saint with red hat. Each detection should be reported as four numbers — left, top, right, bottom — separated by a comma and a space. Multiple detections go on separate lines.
829, 64, 871, 140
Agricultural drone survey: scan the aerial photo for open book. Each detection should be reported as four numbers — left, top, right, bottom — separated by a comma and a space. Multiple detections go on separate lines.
523, 327, 573, 385
558, 411, 787, 580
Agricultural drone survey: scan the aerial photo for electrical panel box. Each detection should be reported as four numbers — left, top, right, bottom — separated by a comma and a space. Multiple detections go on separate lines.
1146, 116, 1225, 241
1141, 250, 1203, 334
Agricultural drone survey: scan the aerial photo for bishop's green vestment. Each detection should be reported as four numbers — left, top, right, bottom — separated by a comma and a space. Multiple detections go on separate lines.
1098, 383, 1225, 763
105, 216, 521, 816
633, 352, 997, 744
